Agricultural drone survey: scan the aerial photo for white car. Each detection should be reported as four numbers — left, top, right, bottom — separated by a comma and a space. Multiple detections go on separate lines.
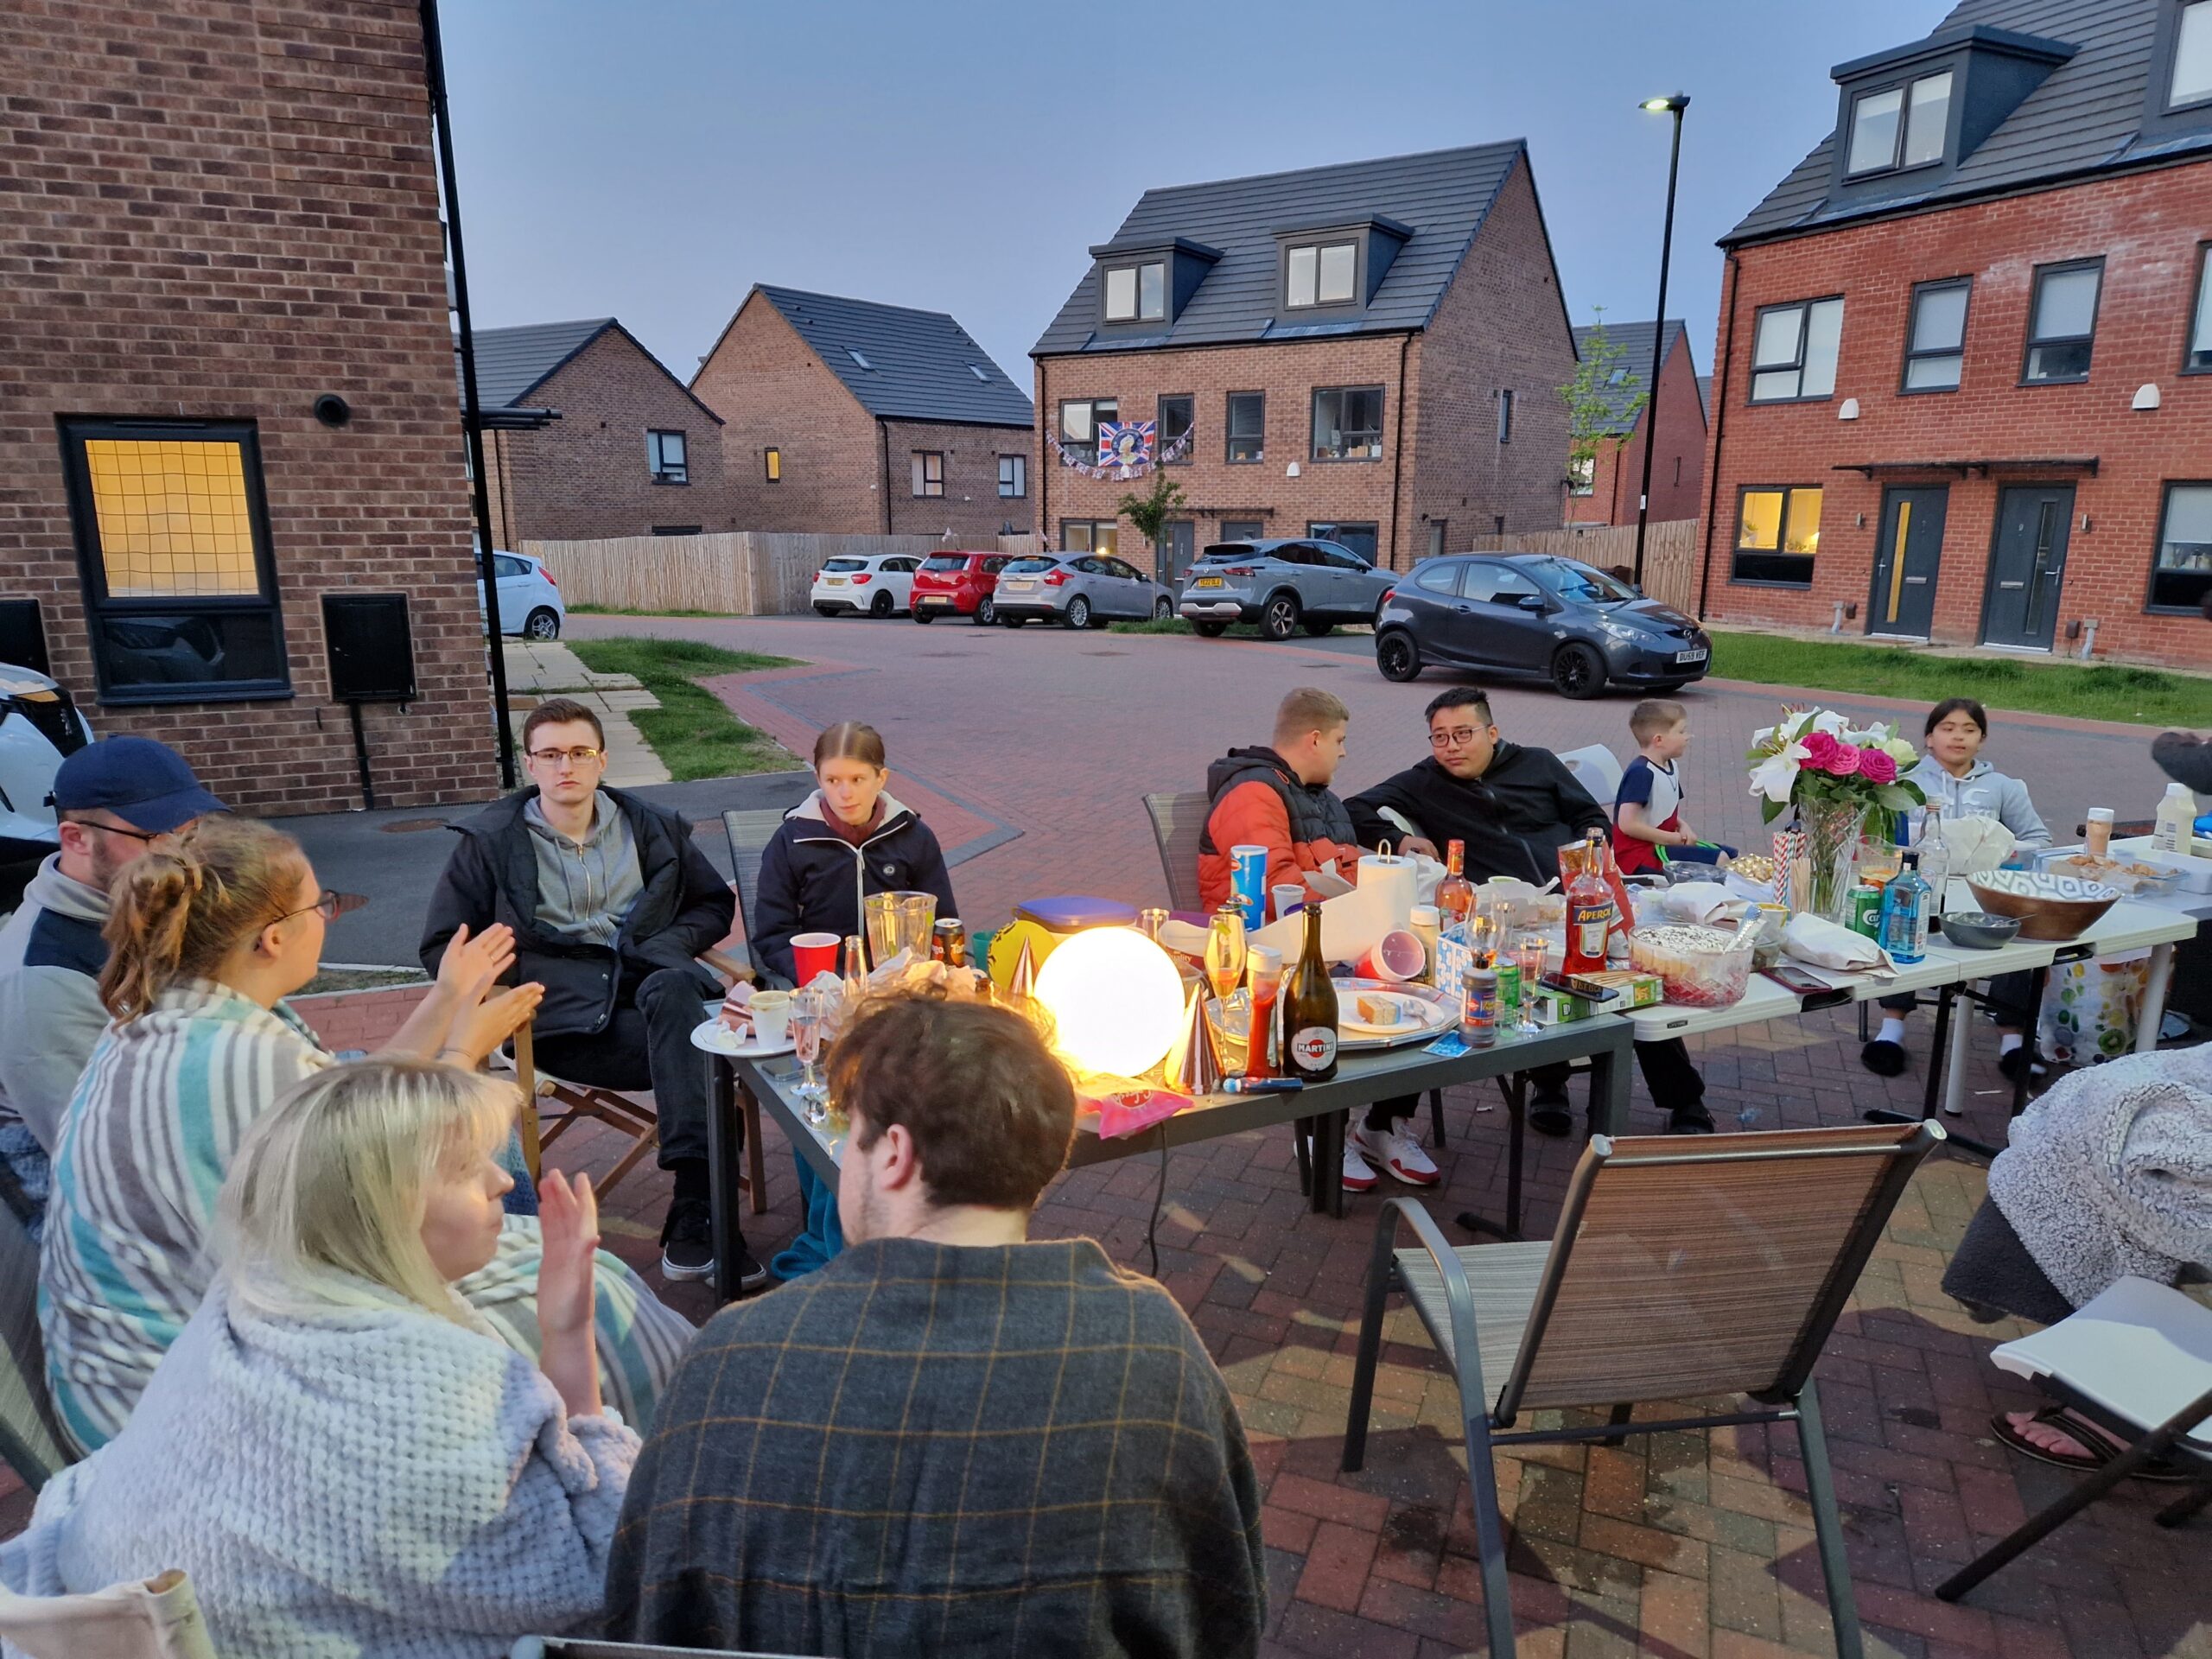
0, 662, 94, 873
810, 555, 918, 618
475, 550, 566, 640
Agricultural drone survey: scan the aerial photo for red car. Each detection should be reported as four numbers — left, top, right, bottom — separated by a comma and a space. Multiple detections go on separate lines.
910, 551, 1014, 626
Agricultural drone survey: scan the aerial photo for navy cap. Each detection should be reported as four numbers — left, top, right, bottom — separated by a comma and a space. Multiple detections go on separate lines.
51, 737, 228, 835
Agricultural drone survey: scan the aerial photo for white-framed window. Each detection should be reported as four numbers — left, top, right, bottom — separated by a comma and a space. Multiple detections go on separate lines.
1749, 297, 1844, 403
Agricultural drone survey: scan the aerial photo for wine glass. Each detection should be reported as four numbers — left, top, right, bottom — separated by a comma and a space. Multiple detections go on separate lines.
1511, 933, 1548, 1036
1205, 906, 1247, 1002
790, 988, 827, 1122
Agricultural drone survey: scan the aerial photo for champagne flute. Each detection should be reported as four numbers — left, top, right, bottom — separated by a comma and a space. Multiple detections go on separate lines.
790, 988, 827, 1122
1205, 906, 1248, 1003
1511, 933, 1548, 1035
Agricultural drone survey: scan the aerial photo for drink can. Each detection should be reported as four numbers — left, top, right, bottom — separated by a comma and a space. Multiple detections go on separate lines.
1229, 845, 1268, 931
1494, 959, 1522, 1019
1847, 884, 1882, 938
931, 918, 966, 967
1461, 967, 1500, 1047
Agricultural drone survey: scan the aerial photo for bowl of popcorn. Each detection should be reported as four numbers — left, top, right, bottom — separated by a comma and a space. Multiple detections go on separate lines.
1629, 924, 1756, 1008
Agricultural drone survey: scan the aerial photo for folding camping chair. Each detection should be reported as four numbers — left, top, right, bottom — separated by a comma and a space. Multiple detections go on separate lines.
1344, 1121, 1947, 1659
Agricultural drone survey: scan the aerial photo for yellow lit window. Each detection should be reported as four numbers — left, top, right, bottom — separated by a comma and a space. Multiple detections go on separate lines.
1783, 487, 1823, 554
1738, 490, 1784, 550
85, 438, 263, 598
765, 447, 781, 482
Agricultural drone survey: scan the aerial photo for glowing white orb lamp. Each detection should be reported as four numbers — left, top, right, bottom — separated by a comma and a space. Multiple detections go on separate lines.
1033, 925, 1187, 1077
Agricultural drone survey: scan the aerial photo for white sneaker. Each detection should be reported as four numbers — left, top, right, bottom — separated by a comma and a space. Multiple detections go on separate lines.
1357, 1124, 1441, 1186
1340, 1141, 1379, 1192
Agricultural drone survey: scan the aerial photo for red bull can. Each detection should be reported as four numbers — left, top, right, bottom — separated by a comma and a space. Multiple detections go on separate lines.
1229, 844, 1268, 931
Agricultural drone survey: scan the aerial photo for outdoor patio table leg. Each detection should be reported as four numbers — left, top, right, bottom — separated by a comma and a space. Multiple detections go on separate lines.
1456, 1074, 1526, 1243
1942, 981, 1972, 1120
2009, 964, 2050, 1118
705, 1052, 742, 1304
742, 1079, 768, 1216
1592, 1038, 1630, 1136
2136, 941, 2176, 1055
1294, 1116, 1313, 1198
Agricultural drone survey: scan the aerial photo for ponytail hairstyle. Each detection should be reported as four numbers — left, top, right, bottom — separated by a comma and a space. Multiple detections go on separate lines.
216, 1058, 518, 1324
99, 816, 308, 1021
813, 720, 887, 772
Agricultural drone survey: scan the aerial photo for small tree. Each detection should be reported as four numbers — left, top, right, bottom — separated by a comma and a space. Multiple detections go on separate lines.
1558, 308, 1647, 502
1117, 470, 1185, 551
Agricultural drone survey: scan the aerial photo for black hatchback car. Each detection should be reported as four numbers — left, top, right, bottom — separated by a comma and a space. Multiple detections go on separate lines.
1374, 554, 1711, 699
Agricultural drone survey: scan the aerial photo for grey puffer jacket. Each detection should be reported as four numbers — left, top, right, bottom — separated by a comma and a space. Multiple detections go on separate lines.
1904, 756, 2050, 849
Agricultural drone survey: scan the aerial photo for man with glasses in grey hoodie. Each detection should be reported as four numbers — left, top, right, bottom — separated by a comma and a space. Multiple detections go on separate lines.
0, 737, 225, 1236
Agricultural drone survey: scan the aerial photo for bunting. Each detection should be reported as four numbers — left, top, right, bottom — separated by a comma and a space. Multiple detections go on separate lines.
1043, 417, 1196, 480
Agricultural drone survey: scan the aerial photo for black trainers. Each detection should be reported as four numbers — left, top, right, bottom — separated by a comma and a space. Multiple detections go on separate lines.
1528, 1090, 1573, 1139
1996, 1046, 2047, 1084
1860, 1039, 1908, 1077
1667, 1103, 1716, 1135
728, 1238, 769, 1295
659, 1197, 716, 1283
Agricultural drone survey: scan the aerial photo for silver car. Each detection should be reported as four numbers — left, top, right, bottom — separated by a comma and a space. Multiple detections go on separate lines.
1178, 537, 1399, 640
992, 554, 1175, 630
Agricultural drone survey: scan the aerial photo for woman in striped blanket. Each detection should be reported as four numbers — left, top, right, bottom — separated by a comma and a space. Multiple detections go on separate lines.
38, 815, 693, 1456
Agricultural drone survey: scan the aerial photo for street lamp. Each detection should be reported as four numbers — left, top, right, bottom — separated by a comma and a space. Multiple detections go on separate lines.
1632, 92, 1688, 594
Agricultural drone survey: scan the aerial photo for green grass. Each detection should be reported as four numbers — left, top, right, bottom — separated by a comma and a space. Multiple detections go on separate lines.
1707, 630, 2210, 726
569, 604, 733, 618
568, 637, 804, 780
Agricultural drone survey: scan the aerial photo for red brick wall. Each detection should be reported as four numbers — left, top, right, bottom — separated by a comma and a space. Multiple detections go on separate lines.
483, 328, 731, 544
0, 0, 497, 814
1033, 156, 1578, 576
1410, 157, 1580, 554
1565, 331, 1707, 527
694, 296, 1028, 539
1701, 162, 2212, 669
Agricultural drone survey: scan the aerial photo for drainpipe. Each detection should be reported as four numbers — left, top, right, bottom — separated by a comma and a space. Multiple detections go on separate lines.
1035, 361, 1048, 551
1388, 331, 1412, 570
877, 418, 892, 535
1694, 248, 1740, 620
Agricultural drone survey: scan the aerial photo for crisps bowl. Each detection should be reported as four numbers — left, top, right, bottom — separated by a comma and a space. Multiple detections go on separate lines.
1963, 869, 2120, 942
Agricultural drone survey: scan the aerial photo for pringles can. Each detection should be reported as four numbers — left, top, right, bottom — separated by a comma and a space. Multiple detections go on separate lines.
1229, 844, 1268, 931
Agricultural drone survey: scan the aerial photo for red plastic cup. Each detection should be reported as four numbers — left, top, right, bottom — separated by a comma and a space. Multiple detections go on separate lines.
791, 931, 840, 985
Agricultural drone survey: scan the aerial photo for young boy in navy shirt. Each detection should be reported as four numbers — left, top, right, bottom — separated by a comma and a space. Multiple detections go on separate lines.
1611, 700, 1726, 876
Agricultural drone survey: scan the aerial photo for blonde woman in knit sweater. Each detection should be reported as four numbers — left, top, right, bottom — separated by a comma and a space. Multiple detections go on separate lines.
3, 1060, 639, 1657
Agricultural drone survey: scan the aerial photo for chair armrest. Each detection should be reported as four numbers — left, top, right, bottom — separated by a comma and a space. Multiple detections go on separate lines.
698, 948, 753, 988
1376, 805, 1426, 847
1367, 1195, 1493, 1428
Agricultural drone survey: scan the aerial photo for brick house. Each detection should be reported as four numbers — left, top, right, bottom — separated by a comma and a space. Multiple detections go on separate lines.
0, 0, 496, 815
1029, 142, 1577, 582
691, 286, 1034, 540
474, 318, 731, 544
1564, 320, 1708, 527
1701, 0, 2212, 669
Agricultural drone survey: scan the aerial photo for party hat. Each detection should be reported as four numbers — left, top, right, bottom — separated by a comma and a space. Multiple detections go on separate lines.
1007, 938, 1039, 1004
1163, 982, 1224, 1096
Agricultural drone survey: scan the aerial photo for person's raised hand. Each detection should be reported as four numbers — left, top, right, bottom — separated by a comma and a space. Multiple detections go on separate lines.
1400, 836, 1441, 861
454, 982, 543, 1065
535, 1168, 601, 1344
436, 923, 518, 1004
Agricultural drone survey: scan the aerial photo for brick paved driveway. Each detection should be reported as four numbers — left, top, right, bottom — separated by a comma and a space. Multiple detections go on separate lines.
540, 611, 2204, 1659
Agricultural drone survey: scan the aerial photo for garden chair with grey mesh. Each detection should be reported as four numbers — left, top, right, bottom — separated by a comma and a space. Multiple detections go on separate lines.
1344, 1121, 1947, 1659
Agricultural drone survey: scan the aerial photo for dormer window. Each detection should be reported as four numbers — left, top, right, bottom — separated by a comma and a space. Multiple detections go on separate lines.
1848, 70, 1952, 175
1287, 241, 1357, 309
2172, 0, 2212, 108
1103, 261, 1166, 323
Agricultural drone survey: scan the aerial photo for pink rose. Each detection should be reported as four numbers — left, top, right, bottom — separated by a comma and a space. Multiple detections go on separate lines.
1827, 741, 1864, 776
1799, 730, 1841, 772
1857, 747, 1898, 785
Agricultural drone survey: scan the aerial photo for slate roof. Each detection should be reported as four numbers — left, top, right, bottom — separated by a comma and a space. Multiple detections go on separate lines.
1726, 0, 2209, 245
734, 287, 1033, 429
1570, 320, 1691, 436
1032, 141, 1528, 356
468, 318, 721, 423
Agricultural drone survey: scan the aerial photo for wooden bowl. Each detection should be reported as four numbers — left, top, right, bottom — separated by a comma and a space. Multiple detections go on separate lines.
1964, 869, 2120, 941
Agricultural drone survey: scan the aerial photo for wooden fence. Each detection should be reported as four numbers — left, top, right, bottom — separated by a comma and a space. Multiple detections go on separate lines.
1461, 519, 1702, 613
521, 532, 947, 616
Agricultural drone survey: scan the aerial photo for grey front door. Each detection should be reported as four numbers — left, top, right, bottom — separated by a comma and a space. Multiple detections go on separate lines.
1981, 484, 2075, 651
1867, 486, 1948, 639
1160, 521, 1195, 588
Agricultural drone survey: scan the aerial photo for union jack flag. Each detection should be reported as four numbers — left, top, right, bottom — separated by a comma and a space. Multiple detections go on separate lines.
1096, 419, 1155, 478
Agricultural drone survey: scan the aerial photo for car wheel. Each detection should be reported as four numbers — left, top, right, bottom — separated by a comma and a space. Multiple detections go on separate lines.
1376, 630, 1421, 683
1065, 595, 1092, 630
1001, 613, 1026, 628
1300, 619, 1335, 637
1551, 642, 1608, 700
869, 591, 893, 618
975, 597, 996, 626
814, 604, 838, 618
1192, 620, 1229, 638
1261, 592, 1301, 642
911, 607, 934, 624
523, 607, 560, 641
1153, 596, 1173, 621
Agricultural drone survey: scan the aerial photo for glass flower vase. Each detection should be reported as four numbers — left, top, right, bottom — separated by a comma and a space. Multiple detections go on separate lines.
1796, 797, 1868, 925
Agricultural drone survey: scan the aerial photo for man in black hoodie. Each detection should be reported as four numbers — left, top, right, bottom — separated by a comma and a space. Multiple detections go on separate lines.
1349, 687, 1713, 1135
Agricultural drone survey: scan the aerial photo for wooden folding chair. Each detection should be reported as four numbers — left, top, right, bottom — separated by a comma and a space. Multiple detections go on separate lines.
1345, 1121, 1947, 1659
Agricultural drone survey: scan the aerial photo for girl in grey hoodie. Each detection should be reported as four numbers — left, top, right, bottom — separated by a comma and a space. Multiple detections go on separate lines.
1863, 698, 2052, 1084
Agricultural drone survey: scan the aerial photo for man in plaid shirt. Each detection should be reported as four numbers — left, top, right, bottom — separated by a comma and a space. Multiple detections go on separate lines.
602, 995, 1268, 1656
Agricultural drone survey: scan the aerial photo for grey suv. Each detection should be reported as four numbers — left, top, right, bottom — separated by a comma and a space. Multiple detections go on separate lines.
1374, 553, 1712, 699
1177, 538, 1398, 641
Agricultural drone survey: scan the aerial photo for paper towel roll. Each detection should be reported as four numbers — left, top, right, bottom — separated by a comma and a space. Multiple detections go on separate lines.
1357, 853, 1416, 931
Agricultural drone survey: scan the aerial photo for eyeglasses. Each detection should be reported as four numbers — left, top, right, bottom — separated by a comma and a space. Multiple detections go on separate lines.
1428, 726, 1489, 749
87, 822, 163, 843
276, 890, 368, 924
525, 746, 604, 768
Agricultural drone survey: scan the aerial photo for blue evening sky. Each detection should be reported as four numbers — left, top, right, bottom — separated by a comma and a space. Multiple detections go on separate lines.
441, 0, 1944, 391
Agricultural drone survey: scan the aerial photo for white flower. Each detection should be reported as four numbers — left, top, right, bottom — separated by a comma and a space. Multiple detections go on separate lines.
1882, 737, 1918, 765
1749, 741, 1808, 804
1808, 709, 1851, 738
1751, 725, 1776, 747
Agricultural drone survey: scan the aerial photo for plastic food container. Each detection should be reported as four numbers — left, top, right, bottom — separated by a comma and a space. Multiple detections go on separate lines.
1629, 925, 1755, 1008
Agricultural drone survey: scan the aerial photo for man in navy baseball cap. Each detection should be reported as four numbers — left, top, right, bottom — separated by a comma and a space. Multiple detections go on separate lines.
0, 737, 226, 1236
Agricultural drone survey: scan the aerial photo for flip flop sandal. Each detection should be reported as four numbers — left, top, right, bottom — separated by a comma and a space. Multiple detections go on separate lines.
1990, 1406, 2197, 1482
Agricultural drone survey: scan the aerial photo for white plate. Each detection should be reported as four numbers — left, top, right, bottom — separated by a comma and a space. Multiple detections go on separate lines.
688, 1017, 796, 1058
1332, 977, 1456, 1050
